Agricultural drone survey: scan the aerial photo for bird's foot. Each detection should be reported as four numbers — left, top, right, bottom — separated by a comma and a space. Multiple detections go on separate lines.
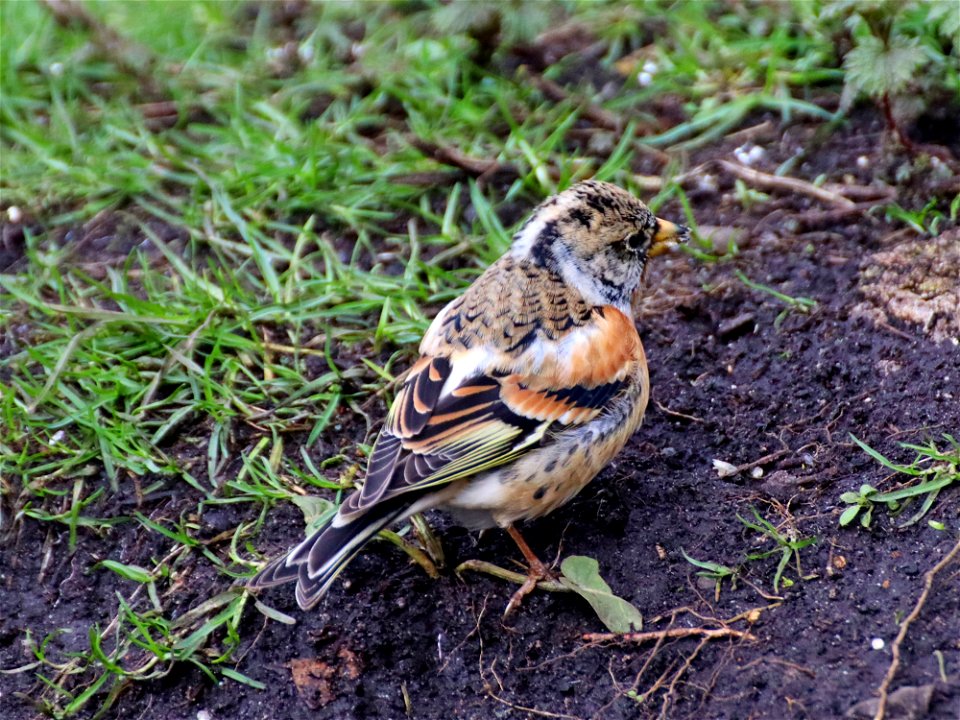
501, 524, 560, 618
503, 555, 558, 618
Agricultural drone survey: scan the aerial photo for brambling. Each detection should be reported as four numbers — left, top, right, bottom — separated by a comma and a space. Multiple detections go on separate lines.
249, 180, 689, 613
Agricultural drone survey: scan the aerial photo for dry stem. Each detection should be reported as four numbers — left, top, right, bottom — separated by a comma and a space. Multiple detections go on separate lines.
872, 537, 960, 720
719, 160, 856, 208
583, 627, 756, 643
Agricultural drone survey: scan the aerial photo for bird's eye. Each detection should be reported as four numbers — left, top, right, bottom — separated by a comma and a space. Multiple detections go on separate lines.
625, 233, 647, 251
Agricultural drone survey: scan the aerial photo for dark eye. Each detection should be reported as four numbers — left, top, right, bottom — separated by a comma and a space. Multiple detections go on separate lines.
625, 232, 647, 251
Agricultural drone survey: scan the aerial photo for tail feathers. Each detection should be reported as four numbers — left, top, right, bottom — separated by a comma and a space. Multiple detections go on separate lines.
248, 497, 412, 610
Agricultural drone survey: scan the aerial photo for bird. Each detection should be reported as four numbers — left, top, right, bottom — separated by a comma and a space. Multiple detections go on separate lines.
248, 179, 689, 614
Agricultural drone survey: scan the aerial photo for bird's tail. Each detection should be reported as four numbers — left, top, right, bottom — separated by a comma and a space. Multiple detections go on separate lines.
248, 496, 412, 610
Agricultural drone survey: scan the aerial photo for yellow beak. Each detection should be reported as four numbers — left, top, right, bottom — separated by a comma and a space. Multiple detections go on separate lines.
649, 218, 691, 257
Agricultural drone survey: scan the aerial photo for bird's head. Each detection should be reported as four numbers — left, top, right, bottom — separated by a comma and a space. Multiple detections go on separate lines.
511, 180, 690, 311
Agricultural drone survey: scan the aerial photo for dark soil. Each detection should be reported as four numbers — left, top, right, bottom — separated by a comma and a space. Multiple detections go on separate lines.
4, 109, 960, 720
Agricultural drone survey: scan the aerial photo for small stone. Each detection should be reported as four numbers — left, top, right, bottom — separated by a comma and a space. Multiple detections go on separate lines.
747, 145, 766, 164
871, 637, 885, 650
298, 44, 315, 63
713, 459, 739, 477
697, 174, 718, 193
759, 470, 804, 499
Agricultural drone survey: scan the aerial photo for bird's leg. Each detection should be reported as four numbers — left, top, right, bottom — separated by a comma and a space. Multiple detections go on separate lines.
503, 525, 555, 618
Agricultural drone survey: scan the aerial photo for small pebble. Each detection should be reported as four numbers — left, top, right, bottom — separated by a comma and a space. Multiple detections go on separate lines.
713, 459, 739, 477
297, 44, 315, 63
747, 145, 766, 164
697, 174, 718, 193
871, 638, 885, 651
734, 144, 767, 166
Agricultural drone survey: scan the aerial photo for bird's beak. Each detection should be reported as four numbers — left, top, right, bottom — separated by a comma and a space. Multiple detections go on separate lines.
649, 218, 691, 257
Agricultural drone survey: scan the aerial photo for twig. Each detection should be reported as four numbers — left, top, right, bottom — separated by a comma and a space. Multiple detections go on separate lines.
737, 655, 816, 679
631, 162, 713, 194
821, 183, 896, 202
386, 170, 462, 187
724, 120, 776, 143
730, 441, 818, 481
791, 202, 881, 231
582, 627, 756, 643
718, 160, 856, 209
875, 318, 916, 343
407, 136, 517, 178
523, 68, 669, 164
39, 0, 157, 85
526, 71, 629, 133
659, 636, 710, 719
455, 559, 570, 593
653, 400, 706, 424
872, 537, 960, 720
377, 530, 440, 579
484, 691, 585, 720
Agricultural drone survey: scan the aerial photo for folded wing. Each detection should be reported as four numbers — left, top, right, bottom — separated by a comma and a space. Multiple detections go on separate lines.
339, 304, 643, 521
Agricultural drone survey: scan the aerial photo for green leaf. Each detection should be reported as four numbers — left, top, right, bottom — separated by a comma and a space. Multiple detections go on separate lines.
928, 1, 960, 42
844, 34, 928, 98
220, 667, 266, 689
253, 600, 297, 625
559, 556, 643, 633
839, 505, 861, 526
850, 435, 923, 476
98, 560, 154, 584
680, 548, 735, 577
873, 475, 955, 503
290, 495, 336, 534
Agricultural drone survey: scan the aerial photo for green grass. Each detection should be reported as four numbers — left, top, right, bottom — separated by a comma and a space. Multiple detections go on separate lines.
682, 507, 817, 599
734, 269, 818, 328
1, 1, 957, 716
839, 434, 960, 529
